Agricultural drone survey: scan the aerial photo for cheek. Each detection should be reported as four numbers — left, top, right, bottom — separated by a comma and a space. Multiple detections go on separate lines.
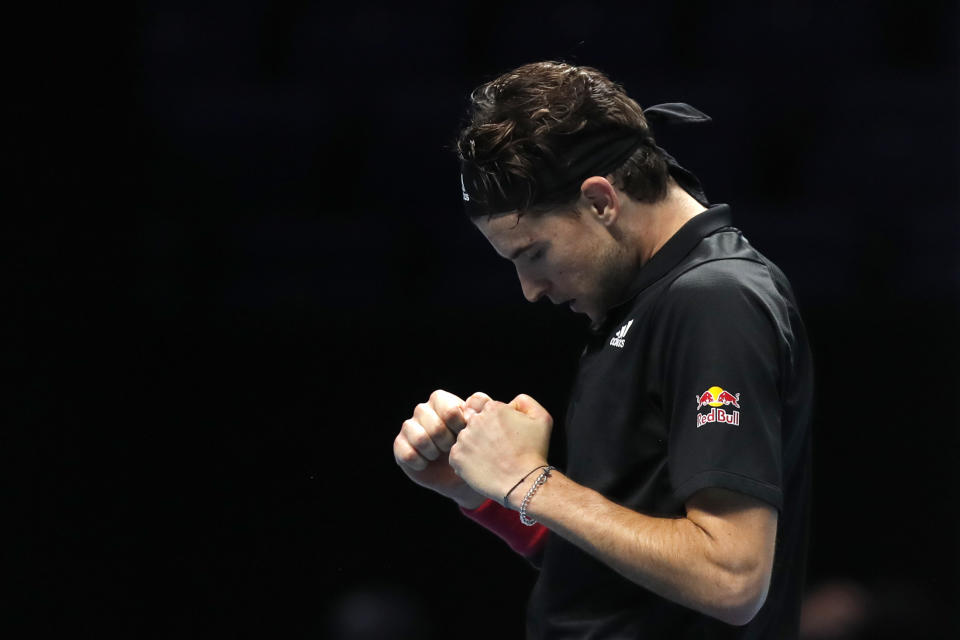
597, 248, 630, 294
574, 249, 613, 293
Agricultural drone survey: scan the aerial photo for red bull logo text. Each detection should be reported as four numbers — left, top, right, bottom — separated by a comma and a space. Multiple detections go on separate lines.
695, 385, 741, 428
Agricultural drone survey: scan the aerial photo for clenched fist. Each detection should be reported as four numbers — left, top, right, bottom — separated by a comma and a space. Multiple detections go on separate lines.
393, 389, 487, 509
449, 393, 553, 508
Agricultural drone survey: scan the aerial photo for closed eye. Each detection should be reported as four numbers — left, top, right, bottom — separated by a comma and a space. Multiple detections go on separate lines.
528, 247, 545, 262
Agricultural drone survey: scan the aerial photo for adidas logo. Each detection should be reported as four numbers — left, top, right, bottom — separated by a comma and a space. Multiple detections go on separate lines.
609, 319, 634, 348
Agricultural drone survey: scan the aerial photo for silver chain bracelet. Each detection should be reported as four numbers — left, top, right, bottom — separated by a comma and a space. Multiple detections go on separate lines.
520, 465, 556, 526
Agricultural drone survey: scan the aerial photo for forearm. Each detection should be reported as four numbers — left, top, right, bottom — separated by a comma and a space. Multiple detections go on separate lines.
449, 484, 487, 510
521, 471, 766, 625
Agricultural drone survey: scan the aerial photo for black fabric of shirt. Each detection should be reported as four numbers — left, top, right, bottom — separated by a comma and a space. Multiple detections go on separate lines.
526, 204, 814, 639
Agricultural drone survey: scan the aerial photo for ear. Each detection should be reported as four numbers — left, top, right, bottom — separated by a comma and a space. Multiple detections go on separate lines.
579, 176, 619, 225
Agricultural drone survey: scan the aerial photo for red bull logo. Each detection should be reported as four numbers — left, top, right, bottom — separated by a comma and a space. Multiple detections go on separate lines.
695, 385, 740, 428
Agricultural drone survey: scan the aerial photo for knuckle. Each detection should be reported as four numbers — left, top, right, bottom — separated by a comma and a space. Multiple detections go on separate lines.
433, 428, 454, 450
409, 430, 431, 451
394, 448, 415, 466
409, 433, 439, 460
443, 407, 466, 429
424, 423, 450, 448
414, 403, 430, 420
439, 405, 459, 425
396, 444, 425, 468
393, 436, 412, 459
465, 392, 488, 412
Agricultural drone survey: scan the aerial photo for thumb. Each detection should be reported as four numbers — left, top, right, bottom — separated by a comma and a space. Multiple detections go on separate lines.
509, 393, 552, 423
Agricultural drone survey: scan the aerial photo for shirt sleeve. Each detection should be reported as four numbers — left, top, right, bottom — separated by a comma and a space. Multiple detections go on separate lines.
657, 259, 784, 511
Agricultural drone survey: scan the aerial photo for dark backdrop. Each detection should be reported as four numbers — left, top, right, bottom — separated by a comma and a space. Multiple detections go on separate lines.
10, 1, 958, 638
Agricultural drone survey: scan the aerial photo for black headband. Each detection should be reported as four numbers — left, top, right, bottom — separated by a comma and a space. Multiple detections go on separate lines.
460, 102, 711, 217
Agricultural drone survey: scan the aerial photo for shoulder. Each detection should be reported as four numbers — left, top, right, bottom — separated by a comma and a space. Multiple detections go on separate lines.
664, 256, 776, 306
650, 256, 783, 351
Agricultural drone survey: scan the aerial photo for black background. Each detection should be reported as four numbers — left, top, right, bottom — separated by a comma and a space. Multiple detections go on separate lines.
10, 1, 959, 638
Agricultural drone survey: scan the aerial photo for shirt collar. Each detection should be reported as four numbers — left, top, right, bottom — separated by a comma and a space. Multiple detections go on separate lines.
592, 203, 734, 334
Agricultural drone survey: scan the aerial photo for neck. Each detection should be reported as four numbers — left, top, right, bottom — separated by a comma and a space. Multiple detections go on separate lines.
631, 182, 708, 266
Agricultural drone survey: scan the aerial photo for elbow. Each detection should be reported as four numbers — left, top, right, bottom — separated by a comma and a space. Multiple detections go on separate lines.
713, 570, 771, 626
717, 597, 764, 627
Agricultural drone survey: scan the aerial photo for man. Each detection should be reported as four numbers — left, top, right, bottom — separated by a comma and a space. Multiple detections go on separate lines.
393, 61, 813, 638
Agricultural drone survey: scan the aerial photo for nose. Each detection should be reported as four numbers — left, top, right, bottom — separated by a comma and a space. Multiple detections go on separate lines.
517, 270, 549, 303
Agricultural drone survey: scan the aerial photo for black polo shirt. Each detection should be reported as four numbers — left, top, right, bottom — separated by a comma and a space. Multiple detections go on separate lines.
526, 204, 814, 639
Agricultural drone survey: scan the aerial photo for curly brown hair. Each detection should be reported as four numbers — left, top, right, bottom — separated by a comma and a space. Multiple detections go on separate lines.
456, 61, 671, 218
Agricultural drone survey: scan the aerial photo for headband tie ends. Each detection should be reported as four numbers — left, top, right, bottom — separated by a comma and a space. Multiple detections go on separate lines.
642, 102, 712, 126
642, 103, 712, 208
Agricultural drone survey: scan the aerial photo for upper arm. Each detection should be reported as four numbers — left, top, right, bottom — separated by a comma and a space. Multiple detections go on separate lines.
685, 487, 778, 621
659, 262, 785, 511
